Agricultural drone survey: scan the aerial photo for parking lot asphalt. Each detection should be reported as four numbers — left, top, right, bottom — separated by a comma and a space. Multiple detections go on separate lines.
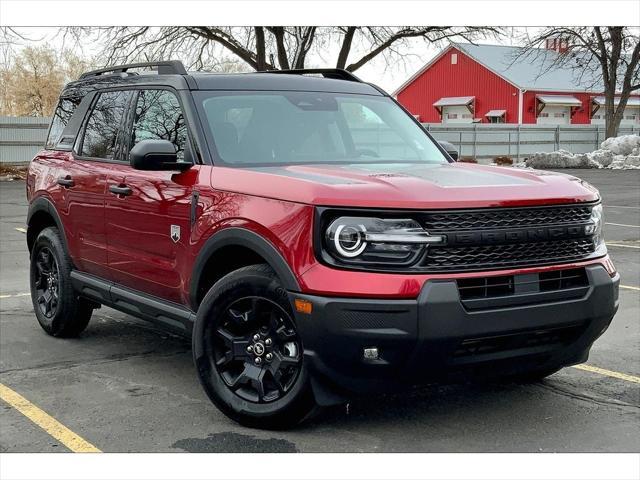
0, 169, 638, 453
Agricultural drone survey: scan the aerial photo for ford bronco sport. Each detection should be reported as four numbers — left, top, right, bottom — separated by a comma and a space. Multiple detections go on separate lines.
27, 61, 619, 429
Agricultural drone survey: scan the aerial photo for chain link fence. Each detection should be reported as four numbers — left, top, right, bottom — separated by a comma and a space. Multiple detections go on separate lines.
423, 123, 640, 163
2, 116, 639, 165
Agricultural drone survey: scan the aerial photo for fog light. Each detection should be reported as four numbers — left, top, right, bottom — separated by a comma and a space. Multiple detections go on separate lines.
363, 347, 379, 361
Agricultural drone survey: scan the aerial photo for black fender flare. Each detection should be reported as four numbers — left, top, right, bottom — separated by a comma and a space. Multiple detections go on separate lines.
189, 227, 301, 310
26, 197, 70, 255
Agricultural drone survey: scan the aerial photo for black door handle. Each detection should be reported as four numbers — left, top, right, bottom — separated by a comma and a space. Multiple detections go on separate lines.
57, 176, 74, 187
109, 184, 133, 197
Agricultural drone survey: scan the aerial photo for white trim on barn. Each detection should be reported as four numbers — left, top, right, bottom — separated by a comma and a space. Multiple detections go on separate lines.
536, 95, 582, 107
592, 97, 640, 107
433, 96, 475, 108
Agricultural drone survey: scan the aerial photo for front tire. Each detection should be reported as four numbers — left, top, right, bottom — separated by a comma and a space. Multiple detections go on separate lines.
30, 227, 93, 337
193, 264, 316, 429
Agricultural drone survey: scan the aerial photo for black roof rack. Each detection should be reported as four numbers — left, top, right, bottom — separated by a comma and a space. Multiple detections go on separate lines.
258, 68, 362, 83
79, 60, 187, 80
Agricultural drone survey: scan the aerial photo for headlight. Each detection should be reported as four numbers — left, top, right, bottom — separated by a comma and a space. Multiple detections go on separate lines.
587, 204, 606, 253
324, 216, 445, 266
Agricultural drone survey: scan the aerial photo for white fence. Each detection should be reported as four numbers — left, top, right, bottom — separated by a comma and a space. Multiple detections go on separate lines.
0, 116, 51, 165
1, 116, 639, 165
423, 123, 640, 162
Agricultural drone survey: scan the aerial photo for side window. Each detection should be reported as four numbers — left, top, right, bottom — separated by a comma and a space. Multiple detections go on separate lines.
81, 91, 132, 160
46, 97, 82, 149
130, 90, 187, 161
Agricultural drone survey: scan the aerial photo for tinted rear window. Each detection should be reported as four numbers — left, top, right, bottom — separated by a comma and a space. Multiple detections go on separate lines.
45, 97, 82, 149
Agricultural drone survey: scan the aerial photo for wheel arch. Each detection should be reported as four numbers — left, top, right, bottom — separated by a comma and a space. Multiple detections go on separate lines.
190, 227, 300, 311
27, 197, 69, 256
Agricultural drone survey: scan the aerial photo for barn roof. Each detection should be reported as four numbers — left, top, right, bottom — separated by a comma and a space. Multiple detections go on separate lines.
455, 43, 601, 92
394, 43, 605, 95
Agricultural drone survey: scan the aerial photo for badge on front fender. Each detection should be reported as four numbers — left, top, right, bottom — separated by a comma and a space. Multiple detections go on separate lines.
170, 225, 180, 243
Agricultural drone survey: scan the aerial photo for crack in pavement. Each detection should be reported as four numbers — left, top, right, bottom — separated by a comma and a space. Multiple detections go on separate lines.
0, 349, 191, 376
532, 380, 639, 412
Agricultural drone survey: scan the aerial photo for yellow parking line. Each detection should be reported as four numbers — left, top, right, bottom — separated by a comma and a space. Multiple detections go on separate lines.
0, 292, 30, 299
620, 285, 640, 291
14, 227, 26, 233
571, 364, 640, 384
0, 383, 101, 453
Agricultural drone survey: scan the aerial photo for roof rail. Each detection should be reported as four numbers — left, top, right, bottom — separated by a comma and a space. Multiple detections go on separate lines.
79, 60, 188, 80
259, 68, 362, 83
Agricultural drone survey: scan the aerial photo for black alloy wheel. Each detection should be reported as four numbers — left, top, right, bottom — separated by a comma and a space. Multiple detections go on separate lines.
33, 247, 60, 319
212, 296, 302, 403
193, 264, 317, 429
30, 226, 94, 337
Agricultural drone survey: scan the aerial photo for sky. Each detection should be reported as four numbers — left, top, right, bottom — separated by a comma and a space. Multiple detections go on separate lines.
5, 27, 532, 93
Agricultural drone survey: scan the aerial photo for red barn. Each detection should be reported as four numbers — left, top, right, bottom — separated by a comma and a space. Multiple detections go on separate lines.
394, 41, 640, 126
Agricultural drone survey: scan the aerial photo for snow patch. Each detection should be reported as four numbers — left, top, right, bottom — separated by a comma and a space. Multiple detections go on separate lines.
600, 135, 640, 156
523, 135, 640, 170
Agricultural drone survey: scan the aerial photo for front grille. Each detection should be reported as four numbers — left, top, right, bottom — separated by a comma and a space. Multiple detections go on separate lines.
457, 275, 514, 300
457, 267, 588, 301
417, 203, 597, 272
425, 238, 594, 271
423, 205, 593, 231
539, 267, 589, 291
453, 325, 585, 359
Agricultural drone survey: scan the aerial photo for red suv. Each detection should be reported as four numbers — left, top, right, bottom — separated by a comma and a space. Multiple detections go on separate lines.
26, 61, 619, 428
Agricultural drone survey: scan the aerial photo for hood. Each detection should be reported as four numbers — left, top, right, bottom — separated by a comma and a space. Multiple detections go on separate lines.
210, 162, 599, 209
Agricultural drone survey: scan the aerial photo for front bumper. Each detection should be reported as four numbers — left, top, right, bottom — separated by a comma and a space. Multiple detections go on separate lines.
290, 264, 619, 398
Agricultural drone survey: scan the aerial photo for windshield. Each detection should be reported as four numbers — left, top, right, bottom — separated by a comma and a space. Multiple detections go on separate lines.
195, 91, 448, 167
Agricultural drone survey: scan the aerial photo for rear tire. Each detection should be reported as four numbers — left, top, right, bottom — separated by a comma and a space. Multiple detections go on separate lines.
29, 227, 93, 337
193, 264, 316, 429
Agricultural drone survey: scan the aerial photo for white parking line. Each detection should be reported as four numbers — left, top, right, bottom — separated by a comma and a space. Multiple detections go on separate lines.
0, 292, 30, 299
14, 227, 26, 233
605, 222, 640, 228
607, 243, 640, 249
605, 205, 640, 210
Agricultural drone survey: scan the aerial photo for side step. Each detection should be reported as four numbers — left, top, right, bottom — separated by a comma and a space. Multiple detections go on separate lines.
70, 271, 195, 337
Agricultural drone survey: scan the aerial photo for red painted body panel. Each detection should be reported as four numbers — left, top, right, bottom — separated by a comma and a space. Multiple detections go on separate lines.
208, 163, 599, 209
397, 47, 520, 123
297, 256, 613, 299
28, 147, 604, 307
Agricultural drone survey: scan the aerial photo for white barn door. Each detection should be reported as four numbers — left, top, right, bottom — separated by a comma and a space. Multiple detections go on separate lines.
537, 105, 570, 125
442, 106, 473, 124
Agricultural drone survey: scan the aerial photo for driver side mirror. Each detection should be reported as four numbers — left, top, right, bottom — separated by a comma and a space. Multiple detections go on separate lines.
129, 139, 191, 171
438, 140, 459, 161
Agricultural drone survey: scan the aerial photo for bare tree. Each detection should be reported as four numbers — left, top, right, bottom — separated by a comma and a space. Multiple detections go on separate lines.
520, 27, 640, 138
0, 45, 92, 116
66, 26, 500, 74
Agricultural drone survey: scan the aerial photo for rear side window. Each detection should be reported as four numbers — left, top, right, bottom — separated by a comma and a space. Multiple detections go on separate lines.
130, 89, 187, 161
45, 97, 81, 149
81, 90, 132, 160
